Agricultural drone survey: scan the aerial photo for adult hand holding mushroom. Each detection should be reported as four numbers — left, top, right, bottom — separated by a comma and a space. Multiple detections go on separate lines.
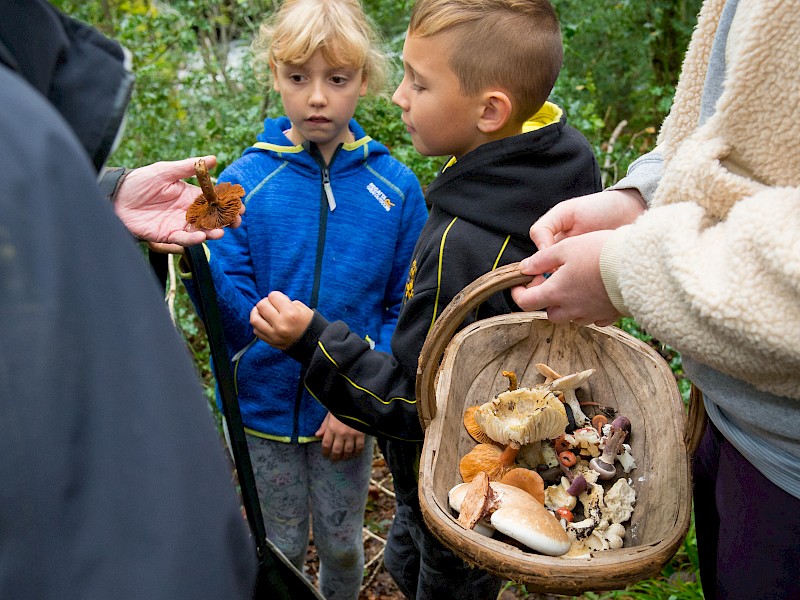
114, 155, 245, 249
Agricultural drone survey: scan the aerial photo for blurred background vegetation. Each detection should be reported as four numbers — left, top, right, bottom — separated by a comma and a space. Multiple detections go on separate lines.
53, 1, 705, 597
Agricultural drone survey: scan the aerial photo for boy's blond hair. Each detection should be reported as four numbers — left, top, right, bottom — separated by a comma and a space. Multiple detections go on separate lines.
252, 0, 387, 95
409, 0, 562, 122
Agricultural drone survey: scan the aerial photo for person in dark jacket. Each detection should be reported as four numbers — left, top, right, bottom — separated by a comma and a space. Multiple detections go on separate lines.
250, 0, 602, 597
0, 1, 257, 597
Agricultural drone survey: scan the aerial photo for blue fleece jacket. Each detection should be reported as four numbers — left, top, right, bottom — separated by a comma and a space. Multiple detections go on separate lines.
183, 116, 427, 442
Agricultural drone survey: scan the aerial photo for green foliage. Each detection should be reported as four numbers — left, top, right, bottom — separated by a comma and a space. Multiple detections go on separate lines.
551, 0, 702, 182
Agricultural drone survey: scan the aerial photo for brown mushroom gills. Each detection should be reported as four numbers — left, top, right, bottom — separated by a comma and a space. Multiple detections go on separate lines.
456, 471, 497, 529
186, 158, 244, 229
463, 406, 499, 446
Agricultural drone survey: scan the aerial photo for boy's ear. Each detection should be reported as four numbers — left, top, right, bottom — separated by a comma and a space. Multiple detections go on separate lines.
359, 73, 369, 97
477, 90, 513, 134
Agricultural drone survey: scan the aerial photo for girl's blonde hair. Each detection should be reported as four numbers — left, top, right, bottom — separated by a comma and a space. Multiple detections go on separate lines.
252, 0, 387, 95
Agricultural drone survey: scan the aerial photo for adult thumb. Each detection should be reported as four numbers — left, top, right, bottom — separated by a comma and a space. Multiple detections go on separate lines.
519, 246, 561, 277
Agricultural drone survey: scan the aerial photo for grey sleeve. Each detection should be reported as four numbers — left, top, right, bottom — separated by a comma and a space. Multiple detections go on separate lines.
607, 150, 663, 206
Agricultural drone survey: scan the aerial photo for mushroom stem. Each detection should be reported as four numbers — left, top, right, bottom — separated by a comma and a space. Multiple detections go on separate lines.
591, 414, 608, 434
590, 427, 627, 480
558, 460, 574, 482
195, 159, 219, 205
501, 370, 518, 391
498, 441, 521, 468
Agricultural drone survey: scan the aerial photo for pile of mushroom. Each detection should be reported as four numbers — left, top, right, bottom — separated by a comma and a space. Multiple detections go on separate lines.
449, 364, 638, 559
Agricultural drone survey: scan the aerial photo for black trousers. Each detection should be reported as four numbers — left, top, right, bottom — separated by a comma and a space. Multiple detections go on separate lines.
692, 422, 800, 600
379, 439, 502, 600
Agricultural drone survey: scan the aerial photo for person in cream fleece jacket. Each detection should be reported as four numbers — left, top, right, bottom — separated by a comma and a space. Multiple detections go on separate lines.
511, 1, 799, 598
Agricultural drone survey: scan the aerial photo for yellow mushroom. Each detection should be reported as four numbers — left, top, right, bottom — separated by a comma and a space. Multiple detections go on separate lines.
474, 386, 568, 447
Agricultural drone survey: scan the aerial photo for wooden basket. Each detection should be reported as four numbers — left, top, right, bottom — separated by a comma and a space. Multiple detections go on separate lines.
416, 263, 702, 595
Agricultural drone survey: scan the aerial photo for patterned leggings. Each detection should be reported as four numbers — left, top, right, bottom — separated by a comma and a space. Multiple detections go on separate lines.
246, 434, 374, 600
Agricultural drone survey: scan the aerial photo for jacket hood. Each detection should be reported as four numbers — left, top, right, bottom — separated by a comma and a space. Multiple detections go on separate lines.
245, 116, 389, 169
0, 0, 133, 170
426, 107, 598, 242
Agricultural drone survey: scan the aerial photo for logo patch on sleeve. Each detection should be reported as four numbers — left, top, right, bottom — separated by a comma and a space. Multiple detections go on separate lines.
367, 182, 395, 211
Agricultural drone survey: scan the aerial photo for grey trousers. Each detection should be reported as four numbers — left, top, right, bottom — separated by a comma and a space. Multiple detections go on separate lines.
246, 433, 374, 600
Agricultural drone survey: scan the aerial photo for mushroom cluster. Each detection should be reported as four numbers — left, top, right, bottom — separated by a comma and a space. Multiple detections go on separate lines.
449, 364, 638, 559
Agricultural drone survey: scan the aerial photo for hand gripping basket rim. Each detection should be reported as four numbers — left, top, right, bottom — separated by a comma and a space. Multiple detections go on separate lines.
415, 263, 701, 595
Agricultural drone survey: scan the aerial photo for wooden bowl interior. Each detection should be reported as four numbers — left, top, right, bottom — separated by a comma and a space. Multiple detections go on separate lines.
420, 314, 690, 591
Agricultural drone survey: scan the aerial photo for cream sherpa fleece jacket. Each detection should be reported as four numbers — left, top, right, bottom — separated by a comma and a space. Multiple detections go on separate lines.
600, 0, 800, 399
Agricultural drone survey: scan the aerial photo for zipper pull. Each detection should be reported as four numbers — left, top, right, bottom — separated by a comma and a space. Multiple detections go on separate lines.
322, 169, 336, 211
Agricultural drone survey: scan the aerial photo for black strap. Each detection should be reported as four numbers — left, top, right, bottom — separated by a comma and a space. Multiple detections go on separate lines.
184, 245, 323, 600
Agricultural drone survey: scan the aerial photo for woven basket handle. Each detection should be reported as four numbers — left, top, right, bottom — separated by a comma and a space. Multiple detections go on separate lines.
414, 262, 707, 456
415, 262, 532, 430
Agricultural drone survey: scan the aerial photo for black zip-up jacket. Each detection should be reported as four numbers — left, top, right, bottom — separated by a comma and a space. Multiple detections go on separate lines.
286, 109, 602, 501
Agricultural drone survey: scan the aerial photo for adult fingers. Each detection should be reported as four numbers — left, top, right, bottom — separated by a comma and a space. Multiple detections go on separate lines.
518, 245, 562, 277
528, 199, 585, 251
594, 318, 617, 327
167, 230, 211, 247
160, 154, 217, 179
529, 212, 567, 251
510, 277, 556, 313
148, 241, 184, 255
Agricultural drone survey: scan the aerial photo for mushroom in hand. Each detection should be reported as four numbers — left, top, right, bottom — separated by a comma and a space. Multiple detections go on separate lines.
186, 158, 244, 229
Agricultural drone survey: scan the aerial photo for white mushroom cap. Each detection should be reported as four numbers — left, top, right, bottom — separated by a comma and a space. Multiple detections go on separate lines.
535, 363, 562, 384
544, 480, 577, 511
549, 369, 596, 392
602, 478, 637, 524
449, 481, 571, 556
547, 369, 595, 428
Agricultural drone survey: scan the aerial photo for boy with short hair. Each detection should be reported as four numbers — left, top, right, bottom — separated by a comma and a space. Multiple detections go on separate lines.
251, 0, 601, 596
